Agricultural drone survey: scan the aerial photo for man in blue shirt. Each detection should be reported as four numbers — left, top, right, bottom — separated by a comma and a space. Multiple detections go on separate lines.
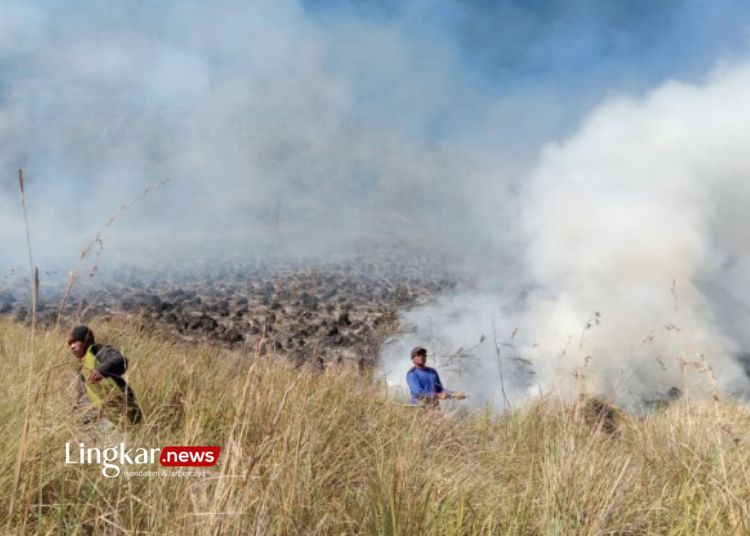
406, 347, 465, 407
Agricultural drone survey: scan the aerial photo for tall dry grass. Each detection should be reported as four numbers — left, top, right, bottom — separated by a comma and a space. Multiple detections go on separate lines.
2, 316, 750, 535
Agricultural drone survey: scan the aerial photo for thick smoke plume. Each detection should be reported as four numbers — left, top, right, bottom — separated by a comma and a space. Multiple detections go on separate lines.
3, 0, 748, 269
0, 0, 498, 269
382, 61, 750, 410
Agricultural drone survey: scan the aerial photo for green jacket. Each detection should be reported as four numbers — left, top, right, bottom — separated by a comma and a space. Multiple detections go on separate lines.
79, 343, 142, 424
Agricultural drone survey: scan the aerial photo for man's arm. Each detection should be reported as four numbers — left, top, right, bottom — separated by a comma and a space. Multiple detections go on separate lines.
432, 370, 451, 399
434, 370, 465, 400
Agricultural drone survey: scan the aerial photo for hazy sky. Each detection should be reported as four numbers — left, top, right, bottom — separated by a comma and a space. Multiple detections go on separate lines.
2, 0, 750, 269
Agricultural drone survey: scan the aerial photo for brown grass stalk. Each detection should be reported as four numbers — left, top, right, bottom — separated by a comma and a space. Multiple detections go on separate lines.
55, 179, 169, 327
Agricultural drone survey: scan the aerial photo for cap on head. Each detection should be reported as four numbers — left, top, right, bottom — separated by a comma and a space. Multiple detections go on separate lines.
411, 346, 427, 358
68, 325, 95, 346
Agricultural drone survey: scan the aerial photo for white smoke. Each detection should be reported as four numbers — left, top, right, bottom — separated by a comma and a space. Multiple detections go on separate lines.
382, 60, 750, 411
4, 1, 740, 271
0, 0, 481, 268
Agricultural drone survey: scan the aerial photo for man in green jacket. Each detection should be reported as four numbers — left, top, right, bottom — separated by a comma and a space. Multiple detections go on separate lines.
68, 325, 142, 425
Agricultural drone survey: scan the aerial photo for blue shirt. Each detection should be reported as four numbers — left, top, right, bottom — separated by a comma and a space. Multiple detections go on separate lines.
406, 366, 451, 404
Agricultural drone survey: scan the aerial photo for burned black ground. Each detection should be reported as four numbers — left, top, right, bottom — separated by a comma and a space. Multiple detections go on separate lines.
1, 254, 460, 367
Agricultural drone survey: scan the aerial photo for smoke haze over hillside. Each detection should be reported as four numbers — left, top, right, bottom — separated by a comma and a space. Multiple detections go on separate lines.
3, 0, 750, 407
382, 61, 750, 410
3, 0, 750, 265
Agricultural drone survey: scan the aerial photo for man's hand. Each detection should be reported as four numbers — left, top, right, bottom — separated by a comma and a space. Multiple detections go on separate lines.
435, 392, 449, 400
88, 370, 103, 383
452, 391, 466, 400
